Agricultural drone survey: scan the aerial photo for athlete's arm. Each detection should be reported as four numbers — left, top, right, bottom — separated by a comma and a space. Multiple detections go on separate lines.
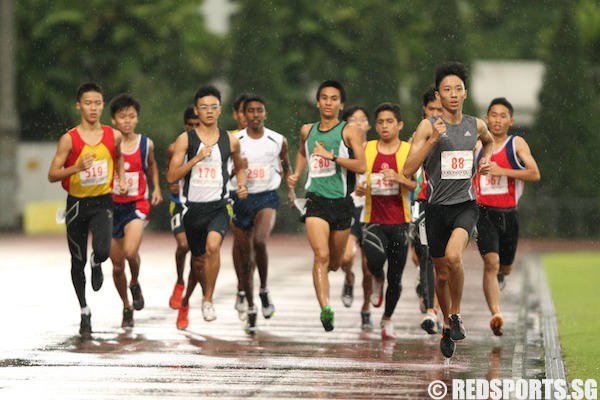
165, 142, 180, 195
287, 124, 311, 189
339, 124, 366, 174
147, 138, 163, 205
476, 118, 494, 176
230, 135, 248, 199
48, 133, 82, 182
279, 137, 297, 205
114, 129, 128, 195
489, 137, 541, 182
402, 119, 438, 177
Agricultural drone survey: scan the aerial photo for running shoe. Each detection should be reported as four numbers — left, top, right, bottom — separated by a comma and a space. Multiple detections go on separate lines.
320, 305, 334, 332
370, 276, 384, 308
490, 313, 504, 336
381, 320, 396, 340
361, 311, 373, 332
245, 305, 258, 335
122, 307, 134, 329
235, 291, 248, 321
79, 313, 92, 336
341, 282, 354, 308
421, 311, 439, 335
90, 253, 103, 292
176, 305, 189, 330
449, 314, 466, 341
130, 283, 145, 311
440, 327, 455, 358
169, 283, 185, 309
497, 272, 506, 291
259, 288, 275, 319
202, 301, 217, 322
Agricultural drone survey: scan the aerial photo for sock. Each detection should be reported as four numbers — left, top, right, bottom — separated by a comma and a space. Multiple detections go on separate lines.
81, 306, 91, 315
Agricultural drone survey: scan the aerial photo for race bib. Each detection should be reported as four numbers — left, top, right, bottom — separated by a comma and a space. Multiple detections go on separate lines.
247, 163, 270, 188
309, 154, 336, 178
370, 172, 399, 196
80, 159, 108, 186
441, 151, 473, 180
480, 174, 509, 195
113, 172, 139, 196
190, 162, 223, 188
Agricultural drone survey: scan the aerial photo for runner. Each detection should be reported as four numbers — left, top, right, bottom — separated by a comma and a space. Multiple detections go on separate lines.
47, 82, 127, 336
108, 93, 163, 329
229, 94, 295, 334
339, 105, 373, 331
410, 86, 444, 334
167, 85, 248, 330
402, 62, 494, 358
474, 97, 540, 336
167, 107, 199, 310
356, 102, 416, 340
287, 80, 366, 332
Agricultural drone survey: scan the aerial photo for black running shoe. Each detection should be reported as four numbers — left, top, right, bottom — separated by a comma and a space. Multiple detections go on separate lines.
259, 289, 275, 319
361, 311, 373, 331
449, 314, 466, 341
130, 283, 145, 311
440, 327, 455, 358
79, 313, 92, 336
90, 253, 103, 292
122, 307, 134, 329
245, 306, 257, 335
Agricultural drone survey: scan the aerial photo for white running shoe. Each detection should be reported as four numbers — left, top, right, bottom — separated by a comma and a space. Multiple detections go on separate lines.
202, 302, 217, 322
381, 320, 396, 340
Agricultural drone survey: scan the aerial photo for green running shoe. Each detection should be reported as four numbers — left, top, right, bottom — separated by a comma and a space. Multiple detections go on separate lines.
320, 305, 334, 332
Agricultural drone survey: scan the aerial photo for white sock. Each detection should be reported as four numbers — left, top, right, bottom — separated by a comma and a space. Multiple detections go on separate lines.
81, 306, 91, 315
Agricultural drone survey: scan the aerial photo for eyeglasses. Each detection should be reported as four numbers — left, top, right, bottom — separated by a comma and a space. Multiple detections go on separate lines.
197, 105, 221, 112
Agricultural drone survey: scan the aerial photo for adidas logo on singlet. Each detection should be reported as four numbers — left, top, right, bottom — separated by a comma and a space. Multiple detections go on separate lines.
464, 131, 472, 136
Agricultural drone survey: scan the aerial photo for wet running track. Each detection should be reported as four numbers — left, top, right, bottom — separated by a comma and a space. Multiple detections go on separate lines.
0, 233, 556, 399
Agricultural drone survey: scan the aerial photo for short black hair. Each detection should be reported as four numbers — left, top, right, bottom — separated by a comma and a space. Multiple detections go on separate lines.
76, 82, 103, 101
487, 97, 514, 117
316, 80, 346, 103
435, 62, 468, 90
233, 93, 251, 111
183, 106, 197, 122
341, 105, 370, 122
194, 85, 221, 104
374, 102, 402, 122
109, 93, 140, 117
242, 95, 267, 112
421, 85, 437, 108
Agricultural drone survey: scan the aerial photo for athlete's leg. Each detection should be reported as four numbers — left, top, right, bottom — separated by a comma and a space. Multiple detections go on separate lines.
232, 224, 255, 307
253, 208, 276, 289
110, 237, 131, 308
122, 219, 145, 286
66, 200, 90, 308
482, 252, 501, 315
444, 227, 470, 316
306, 217, 333, 308
89, 206, 113, 264
360, 248, 371, 311
174, 231, 189, 285
202, 231, 223, 303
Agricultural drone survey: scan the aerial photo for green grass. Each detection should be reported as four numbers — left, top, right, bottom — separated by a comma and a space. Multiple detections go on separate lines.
543, 252, 600, 381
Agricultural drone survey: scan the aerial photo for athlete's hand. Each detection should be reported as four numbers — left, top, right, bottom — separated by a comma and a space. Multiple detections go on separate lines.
118, 179, 128, 196
77, 153, 96, 171
313, 141, 333, 160
168, 181, 180, 195
479, 157, 492, 175
151, 189, 163, 206
354, 180, 367, 197
381, 168, 400, 183
236, 184, 248, 199
196, 145, 212, 162
432, 117, 446, 143
287, 173, 299, 189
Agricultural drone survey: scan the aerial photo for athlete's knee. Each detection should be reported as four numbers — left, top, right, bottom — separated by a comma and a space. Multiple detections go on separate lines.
483, 254, 500, 273
444, 251, 463, 270
93, 249, 110, 263
500, 263, 514, 276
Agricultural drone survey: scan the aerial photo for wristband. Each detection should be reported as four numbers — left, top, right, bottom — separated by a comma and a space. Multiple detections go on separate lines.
332, 154, 338, 163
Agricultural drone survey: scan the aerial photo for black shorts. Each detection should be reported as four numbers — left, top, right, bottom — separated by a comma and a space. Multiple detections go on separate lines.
476, 206, 520, 265
304, 192, 354, 231
169, 200, 186, 236
425, 200, 479, 258
350, 206, 364, 241
112, 200, 149, 239
183, 200, 230, 257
